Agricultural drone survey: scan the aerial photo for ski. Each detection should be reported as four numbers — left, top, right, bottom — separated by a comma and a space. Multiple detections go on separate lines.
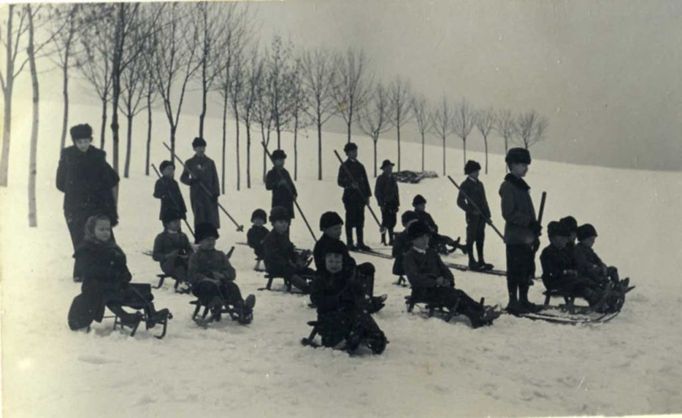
507, 309, 620, 325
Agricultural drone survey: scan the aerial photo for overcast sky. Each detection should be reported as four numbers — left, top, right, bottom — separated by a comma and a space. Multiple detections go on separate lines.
253, 0, 682, 171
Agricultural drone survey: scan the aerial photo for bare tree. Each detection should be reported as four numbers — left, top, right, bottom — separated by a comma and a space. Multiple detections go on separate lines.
150, 3, 201, 158
359, 83, 393, 177
431, 97, 454, 175
286, 58, 310, 181
253, 59, 273, 181
227, 51, 245, 191
331, 48, 370, 144
412, 95, 431, 172
389, 77, 413, 171
301, 48, 337, 180
495, 108, 515, 155
0, 4, 30, 186
475, 107, 496, 174
515, 110, 548, 149
239, 50, 263, 189
264, 35, 296, 150
452, 98, 476, 168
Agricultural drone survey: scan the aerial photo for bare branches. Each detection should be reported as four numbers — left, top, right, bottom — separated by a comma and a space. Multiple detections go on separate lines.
359, 82, 392, 177
331, 48, 370, 143
475, 107, 496, 174
495, 108, 515, 153
515, 110, 548, 149
412, 94, 431, 172
452, 98, 476, 165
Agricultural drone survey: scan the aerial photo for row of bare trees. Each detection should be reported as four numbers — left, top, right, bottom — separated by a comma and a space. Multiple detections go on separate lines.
0, 3, 550, 229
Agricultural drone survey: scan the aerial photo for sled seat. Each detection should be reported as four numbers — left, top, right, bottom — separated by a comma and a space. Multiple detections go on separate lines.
543, 288, 577, 312
153, 273, 191, 294
189, 280, 252, 327
404, 294, 459, 322
258, 273, 293, 292
110, 285, 172, 339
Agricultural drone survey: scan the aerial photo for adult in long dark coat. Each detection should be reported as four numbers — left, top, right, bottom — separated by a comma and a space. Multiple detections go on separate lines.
56, 123, 119, 282
374, 159, 400, 245
180, 137, 220, 230
265, 149, 297, 220
337, 142, 372, 251
457, 160, 492, 270
153, 160, 187, 225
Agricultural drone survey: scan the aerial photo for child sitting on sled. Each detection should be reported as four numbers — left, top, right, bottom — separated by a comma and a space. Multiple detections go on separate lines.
152, 212, 194, 290
247, 208, 269, 271
412, 194, 466, 255
574, 223, 630, 290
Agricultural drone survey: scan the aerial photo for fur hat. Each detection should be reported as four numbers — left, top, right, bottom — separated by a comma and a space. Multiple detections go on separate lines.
464, 160, 482, 175
70, 124, 93, 141
559, 216, 578, 233
380, 159, 395, 170
412, 194, 427, 206
251, 208, 267, 223
161, 210, 183, 226
194, 222, 219, 244
322, 239, 347, 257
269, 206, 291, 223
505, 148, 531, 165
577, 224, 598, 241
159, 160, 174, 173
401, 210, 419, 225
407, 221, 431, 240
547, 221, 570, 238
271, 149, 287, 160
192, 137, 207, 148
343, 142, 358, 153
319, 211, 344, 230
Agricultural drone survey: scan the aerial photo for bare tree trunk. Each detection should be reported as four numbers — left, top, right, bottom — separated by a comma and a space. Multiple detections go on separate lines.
483, 134, 488, 174
276, 124, 281, 150
124, 114, 133, 178
145, 92, 152, 175
100, 95, 107, 150
504, 137, 508, 154
60, 46, 71, 151
0, 87, 12, 187
373, 138, 378, 178
110, 6, 123, 174
293, 116, 299, 181
235, 111, 241, 191
346, 116, 351, 144
317, 119, 322, 180
199, 65, 207, 138
246, 121, 251, 189
442, 136, 446, 176
27, 10, 39, 227
397, 124, 401, 171
462, 138, 467, 167
170, 126, 177, 161
421, 132, 425, 172
220, 93, 228, 194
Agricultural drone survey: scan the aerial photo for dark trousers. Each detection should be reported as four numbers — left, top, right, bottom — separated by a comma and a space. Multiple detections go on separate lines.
380, 206, 397, 244
192, 279, 244, 307
160, 256, 189, 282
344, 202, 366, 245
413, 286, 483, 321
506, 244, 535, 302
466, 214, 486, 263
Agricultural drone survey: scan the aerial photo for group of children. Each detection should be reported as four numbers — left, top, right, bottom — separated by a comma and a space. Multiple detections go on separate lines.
66, 134, 631, 354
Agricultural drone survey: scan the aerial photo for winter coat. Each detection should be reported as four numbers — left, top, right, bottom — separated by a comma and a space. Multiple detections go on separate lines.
415, 210, 439, 234
337, 159, 372, 207
374, 172, 400, 210
74, 239, 132, 323
499, 173, 537, 245
391, 231, 411, 275
313, 234, 357, 274
152, 231, 193, 273
153, 176, 187, 221
540, 244, 576, 290
247, 225, 269, 259
265, 167, 297, 219
310, 267, 367, 315
187, 248, 236, 285
573, 243, 607, 281
180, 155, 220, 228
457, 177, 491, 219
262, 230, 296, 276
403, 247, 455, 289
56, 146, 119, 224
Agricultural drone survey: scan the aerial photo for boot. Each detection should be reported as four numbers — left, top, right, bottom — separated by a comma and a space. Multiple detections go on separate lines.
468, 254, 482, 271
346, 225, 357, 251
518, 284, 542, 313
356, 228, 371, 251
388, 229, 395, 246
505, 281, 522, 315
380, 232, 387, 246
238, 294, 256, 324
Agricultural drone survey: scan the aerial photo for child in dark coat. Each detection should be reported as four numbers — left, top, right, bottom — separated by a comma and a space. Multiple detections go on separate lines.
265, 150, 297, 220
573, 224, 630, 289
457, 160, 493, 271
152, 213, 194, 288
247, 208, 269, 271
68, 215, 170, 331
374, 159, 400, 245
188, 223, 256, 324
392, 210, 420, 284
153, 160, 187, 226
309, 240, 387, 354
412, 194, 465, 255
262, 206, 315, 293
403, 221, 499, 328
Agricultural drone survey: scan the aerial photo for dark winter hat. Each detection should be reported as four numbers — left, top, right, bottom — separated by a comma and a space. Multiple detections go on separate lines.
412, 194, 427, 206
401, 210, 419, 225
271, 149, 287, 160
251, 208, 267, 222
343, 142, 358, 153
464, 160, 482, 175
159, 160, 175, 172
192, 137, 207, 148
407, 221, 431, 240
547, 221, 570, 238
559, 216, 578, 233
195, 222, 219, 244
577, 224, 598, 241
319, 211, 344, 230
161, 210, 183, 226
70, 124, 93, 141
269, 206, 291, 223
381, 159, 395, 169
505, 147, 531, 165
322, 239, 347, 257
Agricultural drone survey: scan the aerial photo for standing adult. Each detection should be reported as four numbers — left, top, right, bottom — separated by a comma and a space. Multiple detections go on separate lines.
374, 159, 399, 245
265, 149, 297, 220
56, 123, 119, 282
337, 142, 372, 251
180, 137, 220, 230
457, 160, 493, 271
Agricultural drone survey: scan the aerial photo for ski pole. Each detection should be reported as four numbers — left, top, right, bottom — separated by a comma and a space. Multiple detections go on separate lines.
333, 150, 385, 233
163, 142, 244, 232
532, 191, 547, 253
447, 175, 505, 243
261, 142, 317, 243
151, 163, 195, 238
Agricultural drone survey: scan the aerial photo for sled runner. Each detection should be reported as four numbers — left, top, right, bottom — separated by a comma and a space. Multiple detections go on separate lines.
258, 273, 293, 292
153, 273, 191, 294
404, 294, 460, 322
510, 309, 620, 325
300, 319, 387, 355
112, 285, 173, 339
190, 280, 255, 327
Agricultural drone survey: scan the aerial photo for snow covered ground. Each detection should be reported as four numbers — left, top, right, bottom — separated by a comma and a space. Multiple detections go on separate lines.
2, 101, 682, 417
